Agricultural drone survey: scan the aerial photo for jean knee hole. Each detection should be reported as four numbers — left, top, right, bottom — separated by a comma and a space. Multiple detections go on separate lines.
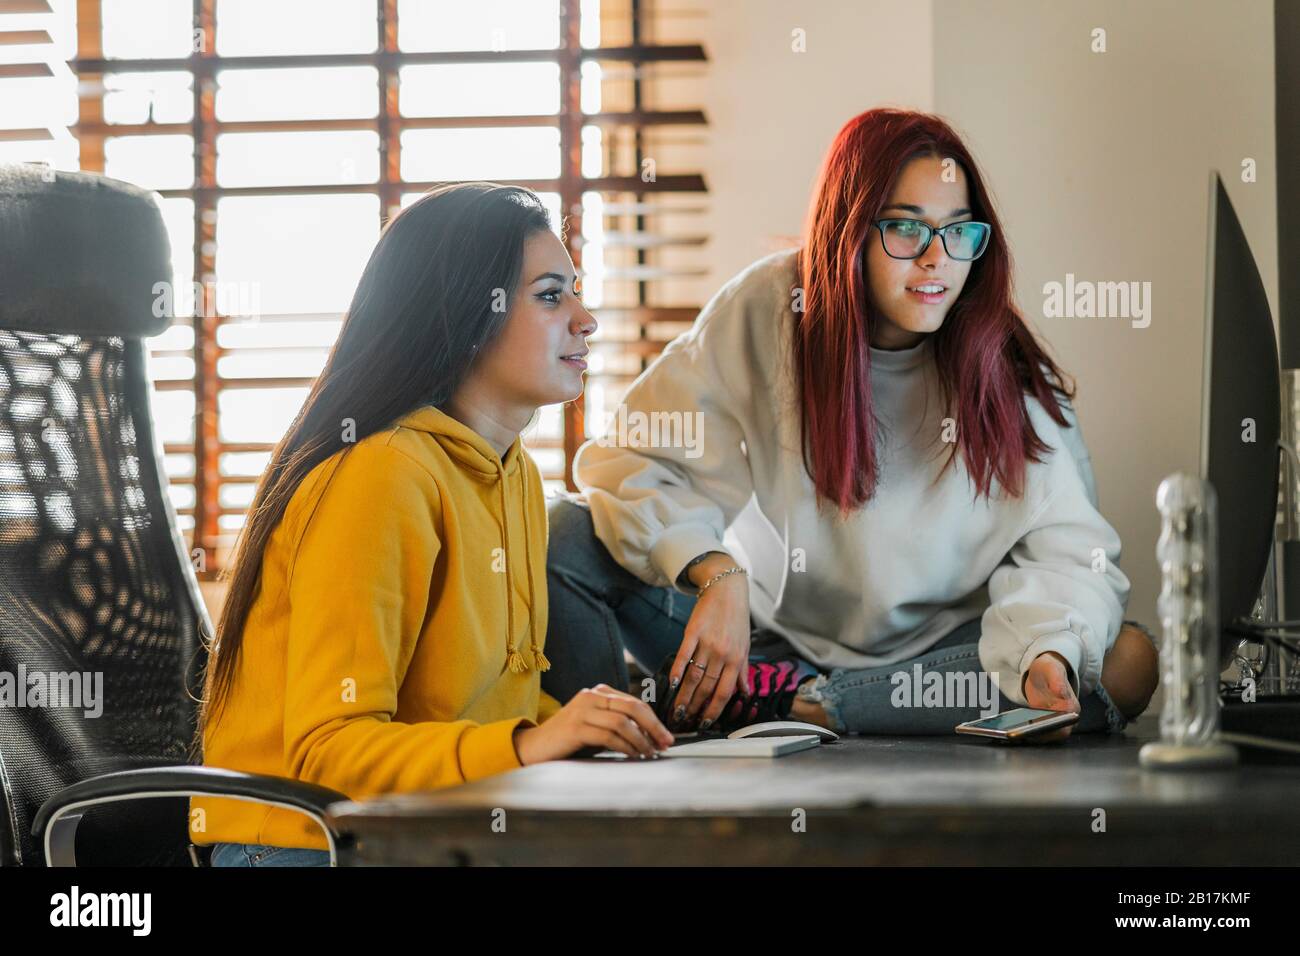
829, 651, 981, 693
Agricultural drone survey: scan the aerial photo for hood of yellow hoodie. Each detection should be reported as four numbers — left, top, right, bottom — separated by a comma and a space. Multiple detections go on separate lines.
394, 404, 524, 478
389, 404, 549, 675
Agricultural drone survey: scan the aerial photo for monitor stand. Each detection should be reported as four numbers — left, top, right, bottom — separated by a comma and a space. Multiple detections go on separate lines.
1220, 440, 1299, 698
1217, 463, 1300, 759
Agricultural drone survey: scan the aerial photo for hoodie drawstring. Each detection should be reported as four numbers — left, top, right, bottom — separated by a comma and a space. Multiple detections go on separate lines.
520, 495, 549, 672
497, 459, 549, 674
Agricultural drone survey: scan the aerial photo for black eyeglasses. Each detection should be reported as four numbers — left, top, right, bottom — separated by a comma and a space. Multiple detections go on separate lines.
871, 218, 991, 261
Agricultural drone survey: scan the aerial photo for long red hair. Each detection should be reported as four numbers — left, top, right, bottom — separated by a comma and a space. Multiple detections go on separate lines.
795, 108, 1074, 518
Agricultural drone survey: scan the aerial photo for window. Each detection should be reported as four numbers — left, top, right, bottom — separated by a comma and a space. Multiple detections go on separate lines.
8, 0, 709, 576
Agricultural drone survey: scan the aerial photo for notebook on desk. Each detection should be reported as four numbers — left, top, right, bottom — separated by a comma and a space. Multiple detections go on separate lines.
666, 735, 821, 757
592, 734, 822, 759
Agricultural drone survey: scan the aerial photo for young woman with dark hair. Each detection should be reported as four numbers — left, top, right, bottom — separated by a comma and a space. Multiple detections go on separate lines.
543, 108, 1159, 743
193, 183, 673, 867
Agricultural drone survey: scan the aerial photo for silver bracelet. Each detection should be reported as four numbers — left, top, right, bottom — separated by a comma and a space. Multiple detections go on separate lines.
697, 566, 748, 595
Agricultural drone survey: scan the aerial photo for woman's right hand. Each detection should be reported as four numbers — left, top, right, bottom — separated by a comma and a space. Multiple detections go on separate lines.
1019, 652, 1080, 744
512, 684, 675, 764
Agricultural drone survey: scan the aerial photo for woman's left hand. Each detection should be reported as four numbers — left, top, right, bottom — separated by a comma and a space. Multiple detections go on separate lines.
1020, 651, 1080, 743
669, 572, 752, 730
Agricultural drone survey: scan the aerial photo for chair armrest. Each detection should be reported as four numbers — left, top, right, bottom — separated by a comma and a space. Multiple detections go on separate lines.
33, 766, 351, 867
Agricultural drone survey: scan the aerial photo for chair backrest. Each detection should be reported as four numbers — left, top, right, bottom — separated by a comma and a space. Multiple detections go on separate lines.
0, 164, 212, 865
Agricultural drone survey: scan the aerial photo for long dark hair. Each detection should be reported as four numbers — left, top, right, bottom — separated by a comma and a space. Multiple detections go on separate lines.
195, 182, 553, 747
796, 108, 1074, 517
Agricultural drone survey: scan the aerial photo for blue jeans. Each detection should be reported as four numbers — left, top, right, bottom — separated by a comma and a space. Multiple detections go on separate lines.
541, 494, 1136, 736
210, 842, 332, 867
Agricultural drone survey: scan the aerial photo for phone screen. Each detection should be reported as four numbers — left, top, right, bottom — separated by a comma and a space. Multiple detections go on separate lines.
963, 708, 1062, 731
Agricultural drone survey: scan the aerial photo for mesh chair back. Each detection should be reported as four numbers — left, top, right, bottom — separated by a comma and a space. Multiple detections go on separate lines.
0, 165, 210, 865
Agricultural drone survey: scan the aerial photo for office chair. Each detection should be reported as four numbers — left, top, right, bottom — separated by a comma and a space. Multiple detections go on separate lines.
0, 164, 349, 866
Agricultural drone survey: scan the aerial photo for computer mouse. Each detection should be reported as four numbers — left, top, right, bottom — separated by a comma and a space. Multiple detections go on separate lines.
727, 720, 839, 743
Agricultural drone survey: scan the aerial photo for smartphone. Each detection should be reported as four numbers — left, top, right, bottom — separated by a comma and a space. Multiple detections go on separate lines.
954, 707, 1079, 741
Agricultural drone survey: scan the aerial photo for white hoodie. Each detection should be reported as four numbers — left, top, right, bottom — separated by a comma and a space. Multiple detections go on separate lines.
573, 248, 1131, 707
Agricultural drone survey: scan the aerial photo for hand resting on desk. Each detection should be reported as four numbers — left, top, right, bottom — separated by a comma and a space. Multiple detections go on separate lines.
1020, 651, 1080, 743
513, 684, 675, 764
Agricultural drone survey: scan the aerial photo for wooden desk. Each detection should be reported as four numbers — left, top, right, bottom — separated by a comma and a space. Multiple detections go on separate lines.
325, 718, 1300, 865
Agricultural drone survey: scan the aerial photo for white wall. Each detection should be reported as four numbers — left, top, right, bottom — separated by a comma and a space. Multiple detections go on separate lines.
933, 0, 1278, 651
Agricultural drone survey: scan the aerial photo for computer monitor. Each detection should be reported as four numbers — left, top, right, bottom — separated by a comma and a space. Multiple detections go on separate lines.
1199, 172, 1281, 670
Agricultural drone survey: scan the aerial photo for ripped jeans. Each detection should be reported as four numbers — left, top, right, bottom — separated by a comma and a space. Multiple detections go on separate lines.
543, 494, 1145, 736
788, 615, 1134, 734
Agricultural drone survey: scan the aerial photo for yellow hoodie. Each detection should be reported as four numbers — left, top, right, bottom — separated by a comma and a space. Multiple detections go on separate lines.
190, 404, 561, 851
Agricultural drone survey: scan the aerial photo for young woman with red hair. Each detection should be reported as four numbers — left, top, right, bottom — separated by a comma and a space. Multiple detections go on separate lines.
543, 108, 1158, 742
